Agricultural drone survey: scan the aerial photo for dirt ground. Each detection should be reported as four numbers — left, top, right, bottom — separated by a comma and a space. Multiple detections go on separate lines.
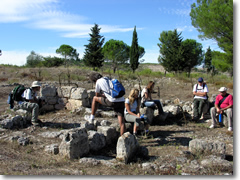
0, 65, 234, 175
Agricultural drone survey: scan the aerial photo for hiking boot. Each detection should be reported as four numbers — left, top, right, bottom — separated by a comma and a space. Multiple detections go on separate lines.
84, 115, 94, 124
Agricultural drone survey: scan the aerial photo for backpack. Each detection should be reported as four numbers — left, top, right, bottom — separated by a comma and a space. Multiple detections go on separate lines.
7, 85, 27, 108
12, 85, 26, 101
104, 77, 125, 98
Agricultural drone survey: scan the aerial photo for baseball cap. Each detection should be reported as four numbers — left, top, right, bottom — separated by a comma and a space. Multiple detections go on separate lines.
198, 77, 203, 82
218, 87, 227, 92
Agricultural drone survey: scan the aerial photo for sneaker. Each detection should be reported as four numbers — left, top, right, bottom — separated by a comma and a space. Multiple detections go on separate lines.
84, 115, 94, 124
209, 125, 216, 129
228, 127, 233, 131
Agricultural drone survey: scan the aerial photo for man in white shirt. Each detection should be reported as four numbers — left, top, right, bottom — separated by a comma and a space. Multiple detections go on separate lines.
16, 81, 43, 126
85, 72, 125, 136
192, 77, 209, 121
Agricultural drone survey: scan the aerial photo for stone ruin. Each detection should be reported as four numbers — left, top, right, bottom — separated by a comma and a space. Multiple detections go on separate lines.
0, 84, 232, 166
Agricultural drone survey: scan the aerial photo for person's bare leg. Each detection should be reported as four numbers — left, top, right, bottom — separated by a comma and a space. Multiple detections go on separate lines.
118, 115, 125, 136
91, 96, 101, 115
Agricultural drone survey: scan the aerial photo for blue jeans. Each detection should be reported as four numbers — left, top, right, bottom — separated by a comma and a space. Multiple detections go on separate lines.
144, 100, 164, 115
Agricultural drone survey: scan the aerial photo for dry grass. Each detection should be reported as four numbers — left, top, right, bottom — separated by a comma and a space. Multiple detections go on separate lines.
0, 65, 234, 175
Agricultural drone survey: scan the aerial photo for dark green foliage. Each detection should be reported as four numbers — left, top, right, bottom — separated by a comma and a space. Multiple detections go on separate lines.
190, 0, 233, 74
26, 51, 44, 67
102, 39, 130, 73
83, 23, 105, 71
181, 39, 203, 76
56, 44, 80, 67
204, 46, 214, 74
42, 56, 65, 67
158, 29, 183, 73
130, 26, 140, 73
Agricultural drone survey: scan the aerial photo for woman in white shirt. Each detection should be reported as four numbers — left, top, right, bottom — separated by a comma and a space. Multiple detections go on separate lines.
125, 88, 149, 137
141, 81, 167, 120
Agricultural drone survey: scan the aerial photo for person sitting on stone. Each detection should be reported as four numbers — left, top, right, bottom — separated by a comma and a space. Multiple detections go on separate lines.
85, 72, 126, 136
209, 87, 233, 131
14, 81, 44, 126
192, 77, 209, 121
141, 81, 168, 120
124, 88, 149, 137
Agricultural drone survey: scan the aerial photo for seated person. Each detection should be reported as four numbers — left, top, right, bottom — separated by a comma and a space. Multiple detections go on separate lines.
15, 81, 44, 126
192, 77, 209, 121
210, 87, 233, 131
125, 88, 149, 137
141, 81, 167, 120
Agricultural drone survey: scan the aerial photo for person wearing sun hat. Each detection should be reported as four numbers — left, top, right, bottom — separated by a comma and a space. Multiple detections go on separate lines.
14, 81, 44, 127
210, 87, 233, 131
192, 77, 209, 121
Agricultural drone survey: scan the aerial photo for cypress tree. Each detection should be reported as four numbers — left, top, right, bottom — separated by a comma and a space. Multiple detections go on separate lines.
130, 26, 139, 73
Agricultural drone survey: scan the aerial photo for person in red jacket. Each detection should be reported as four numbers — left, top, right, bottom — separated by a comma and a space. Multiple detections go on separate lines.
210, 87, 233, 131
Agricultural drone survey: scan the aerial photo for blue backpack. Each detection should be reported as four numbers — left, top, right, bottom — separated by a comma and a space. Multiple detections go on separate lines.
104, 77, 125, 98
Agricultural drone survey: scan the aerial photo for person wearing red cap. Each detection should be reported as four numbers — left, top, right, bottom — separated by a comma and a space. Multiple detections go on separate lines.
210, 87, 233, 131
192, 77, 209, 121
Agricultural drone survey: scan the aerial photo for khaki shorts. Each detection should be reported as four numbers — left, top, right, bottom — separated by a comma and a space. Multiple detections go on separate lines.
100, 97, 124, 117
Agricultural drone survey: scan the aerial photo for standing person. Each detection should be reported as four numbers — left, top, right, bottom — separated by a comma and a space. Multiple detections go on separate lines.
125, 88, 149, 137
210, 87, 233, 131
85, 72, 126, 136
192, 77, 209, 121
141, 81, 168, 120
14, 81, 44, 126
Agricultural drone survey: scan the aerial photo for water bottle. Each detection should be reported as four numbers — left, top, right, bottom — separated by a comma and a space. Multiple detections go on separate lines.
219, 114, 222, 123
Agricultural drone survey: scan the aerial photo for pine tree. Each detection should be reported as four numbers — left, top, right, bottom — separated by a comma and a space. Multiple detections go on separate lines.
130, 26, 139, 73
204, 46, 212, 74
83, 24, 105, 71
158, 29, 183, 73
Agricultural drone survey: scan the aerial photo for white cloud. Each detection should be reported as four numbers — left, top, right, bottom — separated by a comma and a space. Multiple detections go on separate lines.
177, 25, 194, 32
0, 50, 28, 66
0, 0, 133, 38
0, 50, 62, 66
158, 7, 190, 16
0, 0, 58, 23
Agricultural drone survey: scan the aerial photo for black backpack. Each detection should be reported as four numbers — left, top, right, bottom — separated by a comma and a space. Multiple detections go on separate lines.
7, 85, 27, 108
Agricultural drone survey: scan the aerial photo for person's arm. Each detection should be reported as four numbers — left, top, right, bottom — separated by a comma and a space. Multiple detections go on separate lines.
125, 103, 139, 117
192, 84, 207, 97
220, 104, 233, 111
193, 91, 207, 97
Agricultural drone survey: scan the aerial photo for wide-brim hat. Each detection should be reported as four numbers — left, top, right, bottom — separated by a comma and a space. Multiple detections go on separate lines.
31, 81, 41, 87
218, 87, 227, 92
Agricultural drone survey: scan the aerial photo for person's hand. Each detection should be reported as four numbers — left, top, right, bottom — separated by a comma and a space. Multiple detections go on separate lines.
216, 107, 221, 113
137, 113, 140, 118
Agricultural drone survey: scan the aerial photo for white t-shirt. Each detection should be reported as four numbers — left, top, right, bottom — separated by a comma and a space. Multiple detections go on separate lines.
95, 77, 124, 102
193, 83, 209, 99
124, 98, 138, 114
19, 88, 36, 104
141, 87, 150, 103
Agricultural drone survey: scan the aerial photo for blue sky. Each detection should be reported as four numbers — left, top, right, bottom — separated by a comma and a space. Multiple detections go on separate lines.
0, 0, 233, 66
